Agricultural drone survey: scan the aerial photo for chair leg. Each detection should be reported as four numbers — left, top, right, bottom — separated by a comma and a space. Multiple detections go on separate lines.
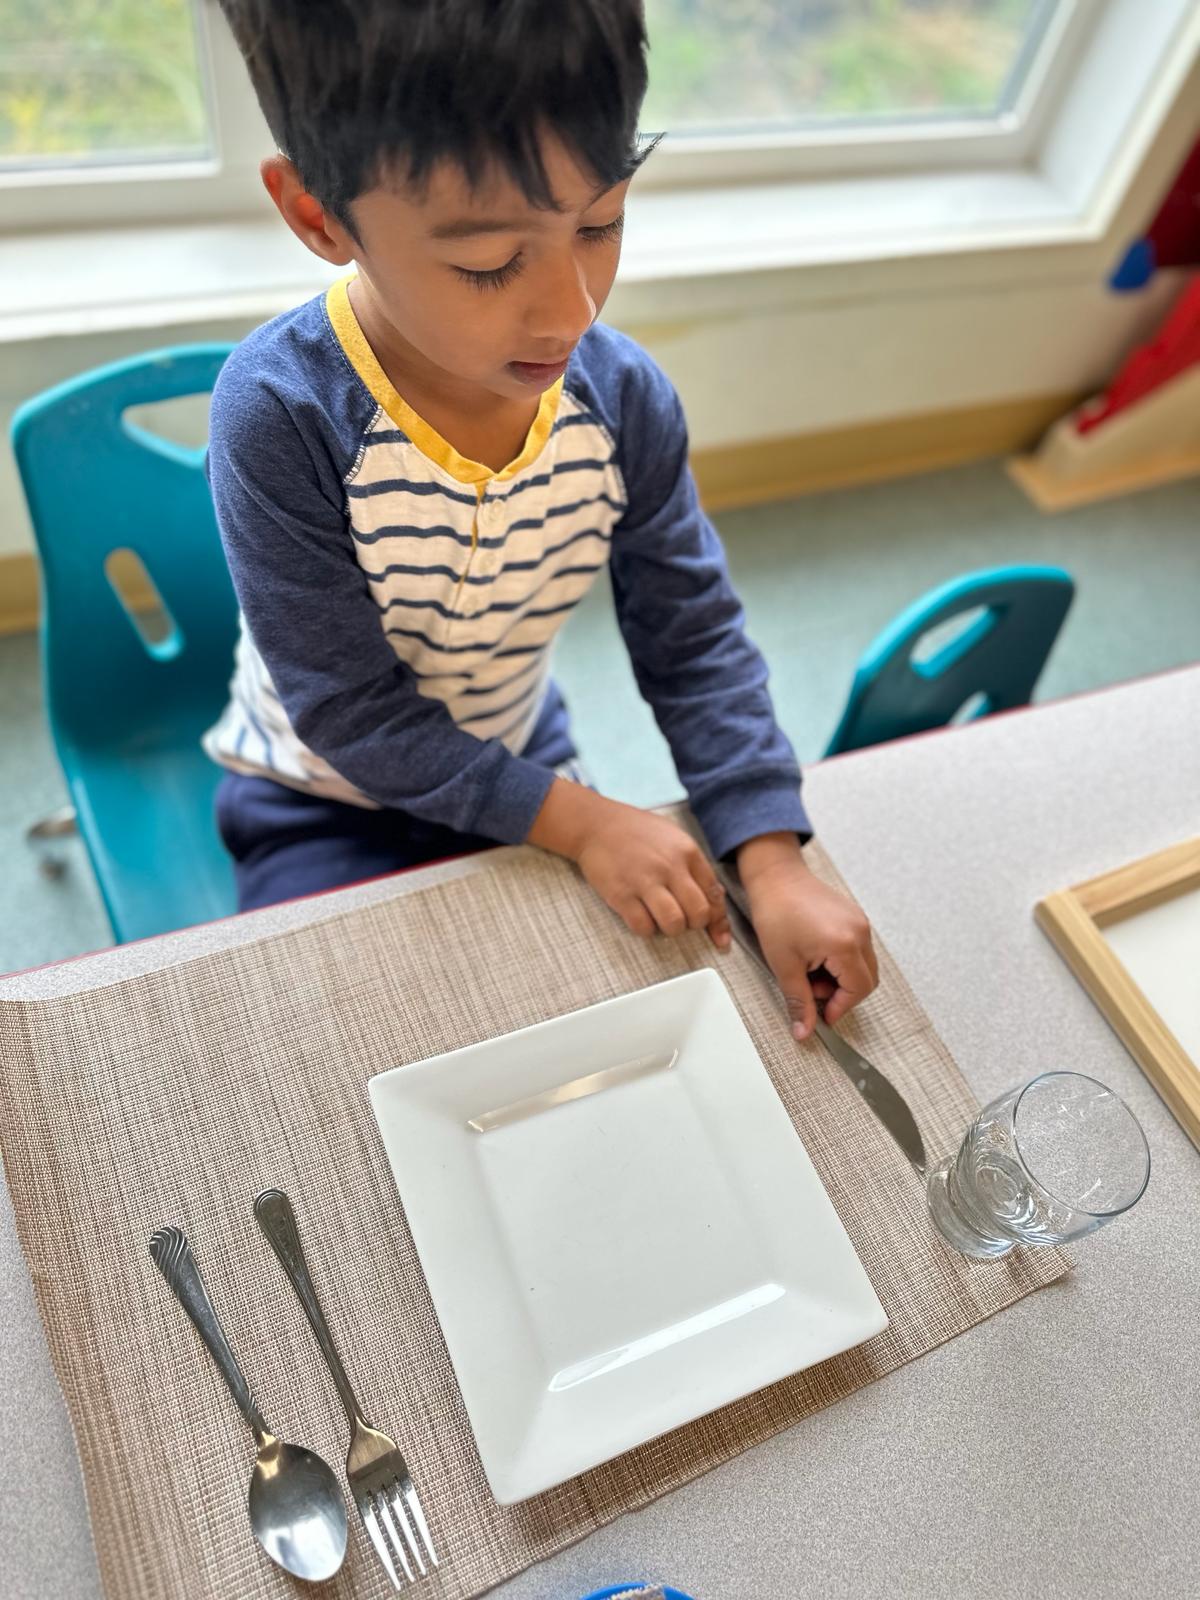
26, 805, 78, 879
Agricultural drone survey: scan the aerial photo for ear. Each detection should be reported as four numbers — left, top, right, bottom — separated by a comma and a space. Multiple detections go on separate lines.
260, 155, 357, 266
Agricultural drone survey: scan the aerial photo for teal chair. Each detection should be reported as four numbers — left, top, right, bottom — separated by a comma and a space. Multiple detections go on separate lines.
12, 345, 239, 943
825, 564, 1074, 756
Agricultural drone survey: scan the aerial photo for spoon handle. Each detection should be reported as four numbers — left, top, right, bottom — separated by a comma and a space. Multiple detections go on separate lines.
254, 1189, 364, 1432
150, 1225, 270, 1441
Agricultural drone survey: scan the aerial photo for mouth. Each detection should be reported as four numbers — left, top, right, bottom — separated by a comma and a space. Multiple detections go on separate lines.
507, 352, 573, 386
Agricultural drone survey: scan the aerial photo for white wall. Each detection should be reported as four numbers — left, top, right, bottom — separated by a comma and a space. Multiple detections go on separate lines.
608, 271, 1179, 448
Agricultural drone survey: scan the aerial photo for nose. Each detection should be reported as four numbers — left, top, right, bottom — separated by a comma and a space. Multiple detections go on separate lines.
523, 246, 596, 351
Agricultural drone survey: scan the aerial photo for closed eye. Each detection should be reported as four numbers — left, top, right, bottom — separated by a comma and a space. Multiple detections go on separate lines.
580, 214, 625, 247
453, 213, 626, 293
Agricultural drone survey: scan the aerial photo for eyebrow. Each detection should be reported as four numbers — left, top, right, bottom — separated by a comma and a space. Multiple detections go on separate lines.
428, 179, 620, 241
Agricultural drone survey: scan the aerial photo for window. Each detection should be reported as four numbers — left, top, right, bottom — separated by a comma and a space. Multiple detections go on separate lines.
0, 0, 266, 231
1, 0, 1077, 220
0, 0, 211, 170
3, 2, 1067, 179
642, 0, 1063, 132
0, 0, 1194, 260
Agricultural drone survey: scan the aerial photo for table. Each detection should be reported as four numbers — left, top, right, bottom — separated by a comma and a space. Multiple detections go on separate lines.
3, 666, 1198, 1600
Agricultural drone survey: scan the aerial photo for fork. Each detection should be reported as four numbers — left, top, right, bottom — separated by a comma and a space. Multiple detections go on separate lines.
254, 1188, 438, 1587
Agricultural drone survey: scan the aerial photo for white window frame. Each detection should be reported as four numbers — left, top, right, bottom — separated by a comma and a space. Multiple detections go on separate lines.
0, 0, 1197, 343
1, 1, 269, 231
0, 0, 1114, 228
635, 0, 1097, 188
608, 0, 1200, 300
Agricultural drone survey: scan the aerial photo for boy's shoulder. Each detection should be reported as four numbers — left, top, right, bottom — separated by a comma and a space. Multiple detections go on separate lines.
566, 321, 681, 443
210, 289, 376, 472
215, 290, 335, 400
566, 324, 688, 512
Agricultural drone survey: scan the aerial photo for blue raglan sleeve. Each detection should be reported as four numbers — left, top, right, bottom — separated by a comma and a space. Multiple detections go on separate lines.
207, 365, 555, 840
608, 360, 812, 861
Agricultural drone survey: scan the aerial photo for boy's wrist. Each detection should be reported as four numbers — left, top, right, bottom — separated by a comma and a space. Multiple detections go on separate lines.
527, 776, 608, 862
736, 830, 807, 893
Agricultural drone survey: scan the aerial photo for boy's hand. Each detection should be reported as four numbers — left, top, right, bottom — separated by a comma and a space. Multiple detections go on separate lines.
529, 779, 732, 948
737, 832, 878, 1040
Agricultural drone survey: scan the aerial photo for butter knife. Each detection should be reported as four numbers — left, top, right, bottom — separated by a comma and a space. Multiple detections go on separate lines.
714, 863, 927, 1178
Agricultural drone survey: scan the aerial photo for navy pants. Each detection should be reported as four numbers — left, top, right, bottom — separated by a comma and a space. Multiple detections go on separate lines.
215, 689, 582, 911
215, 773, 504, 911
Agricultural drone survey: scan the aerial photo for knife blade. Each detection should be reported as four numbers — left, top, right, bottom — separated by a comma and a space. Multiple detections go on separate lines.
714, 863, 927, 1178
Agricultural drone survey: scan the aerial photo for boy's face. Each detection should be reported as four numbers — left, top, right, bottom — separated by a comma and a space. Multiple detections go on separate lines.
266, 129, 631, 405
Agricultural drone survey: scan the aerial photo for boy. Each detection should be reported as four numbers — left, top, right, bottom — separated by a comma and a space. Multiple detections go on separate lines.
206, 0, 878, 1041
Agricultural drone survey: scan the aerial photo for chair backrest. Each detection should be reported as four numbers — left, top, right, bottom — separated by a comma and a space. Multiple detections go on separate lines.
12, 345, 238, 755
824, 564, 1075, 756
11, 346, 239, 941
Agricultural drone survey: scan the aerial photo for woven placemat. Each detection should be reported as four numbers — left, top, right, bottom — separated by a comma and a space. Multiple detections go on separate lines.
0, 840, 1067, 1600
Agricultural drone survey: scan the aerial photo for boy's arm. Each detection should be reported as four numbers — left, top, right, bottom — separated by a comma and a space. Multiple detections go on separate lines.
209, 386, 555, 843
209, 375, 732, 950
608, 379, 810, 863
609, 369, 878, 1031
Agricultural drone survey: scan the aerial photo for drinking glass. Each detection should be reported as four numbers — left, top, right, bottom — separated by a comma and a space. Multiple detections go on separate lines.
926, 1071, 1150, 1258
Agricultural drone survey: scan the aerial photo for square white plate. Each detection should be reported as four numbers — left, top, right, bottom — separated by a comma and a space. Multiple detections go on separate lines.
368, 968, 887, 1503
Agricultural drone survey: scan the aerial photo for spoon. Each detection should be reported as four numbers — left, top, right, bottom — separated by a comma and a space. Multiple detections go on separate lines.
149, 1225, 348, 1583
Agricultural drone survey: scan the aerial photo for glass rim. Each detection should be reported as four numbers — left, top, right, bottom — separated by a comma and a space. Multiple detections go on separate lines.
1012, 1071, 1151, 1219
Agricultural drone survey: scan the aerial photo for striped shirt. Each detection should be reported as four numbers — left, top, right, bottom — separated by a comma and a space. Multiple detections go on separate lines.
203, 278, 810, 859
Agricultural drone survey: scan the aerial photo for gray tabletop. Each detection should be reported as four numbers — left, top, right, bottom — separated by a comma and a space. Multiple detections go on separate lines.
3, 666, 1199, 1600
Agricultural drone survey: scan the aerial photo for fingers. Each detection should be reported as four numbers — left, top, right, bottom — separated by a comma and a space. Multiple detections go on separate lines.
642, 884, 690, 938
598, 823, 738, 951
810, 972, 836, 1003
622, 845, 731, 947
682, 848, 731, 950
780, 967, 818, 1042
706, 904, 733, 951
858, 923, 880, 989
670, 867, 717, 933
615, 885, 706, 941
785, 980, 818, 1041
821, 947, 878, 1026
640, 879, 729, 945
618, 897, 657, 939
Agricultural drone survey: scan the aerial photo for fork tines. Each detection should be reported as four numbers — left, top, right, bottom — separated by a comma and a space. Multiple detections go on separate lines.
355, 1475, 437, 1588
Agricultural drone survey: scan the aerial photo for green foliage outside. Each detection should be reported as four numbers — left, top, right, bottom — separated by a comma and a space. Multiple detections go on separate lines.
643, 0, 1040, 128
0, 0, 1040, 167
0, 0, 207, 164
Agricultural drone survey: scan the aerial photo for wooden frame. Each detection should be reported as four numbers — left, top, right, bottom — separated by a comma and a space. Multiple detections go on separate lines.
1036, 837, 1200, 1153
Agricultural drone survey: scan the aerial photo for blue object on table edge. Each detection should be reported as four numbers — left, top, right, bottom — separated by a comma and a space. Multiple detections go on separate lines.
580, 1587, 694, 1599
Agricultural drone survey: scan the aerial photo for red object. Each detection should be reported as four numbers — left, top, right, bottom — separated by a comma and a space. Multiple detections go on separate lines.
1142, 136, 1200, 271
1112, 135, 1200, 287
1075, 275, 1200, 435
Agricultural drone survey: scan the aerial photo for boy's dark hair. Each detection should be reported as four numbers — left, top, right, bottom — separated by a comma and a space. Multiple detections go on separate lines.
217, 0, 661, 229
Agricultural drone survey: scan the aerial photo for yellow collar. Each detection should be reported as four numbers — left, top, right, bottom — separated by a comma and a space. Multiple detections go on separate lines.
325, 277, 562, 487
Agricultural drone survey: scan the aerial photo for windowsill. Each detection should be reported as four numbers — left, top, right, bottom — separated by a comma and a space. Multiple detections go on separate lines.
0, 213, 342, 344
0, 160, 1172, 347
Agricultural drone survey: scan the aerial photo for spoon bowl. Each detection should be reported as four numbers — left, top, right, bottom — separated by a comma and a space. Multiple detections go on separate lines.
249, 1435, 348, 1582
149, 1226, 348, 1583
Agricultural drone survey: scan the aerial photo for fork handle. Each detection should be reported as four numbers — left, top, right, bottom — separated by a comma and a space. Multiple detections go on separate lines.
149, 1225, 271, 1442
254, 1189, 365, 1432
